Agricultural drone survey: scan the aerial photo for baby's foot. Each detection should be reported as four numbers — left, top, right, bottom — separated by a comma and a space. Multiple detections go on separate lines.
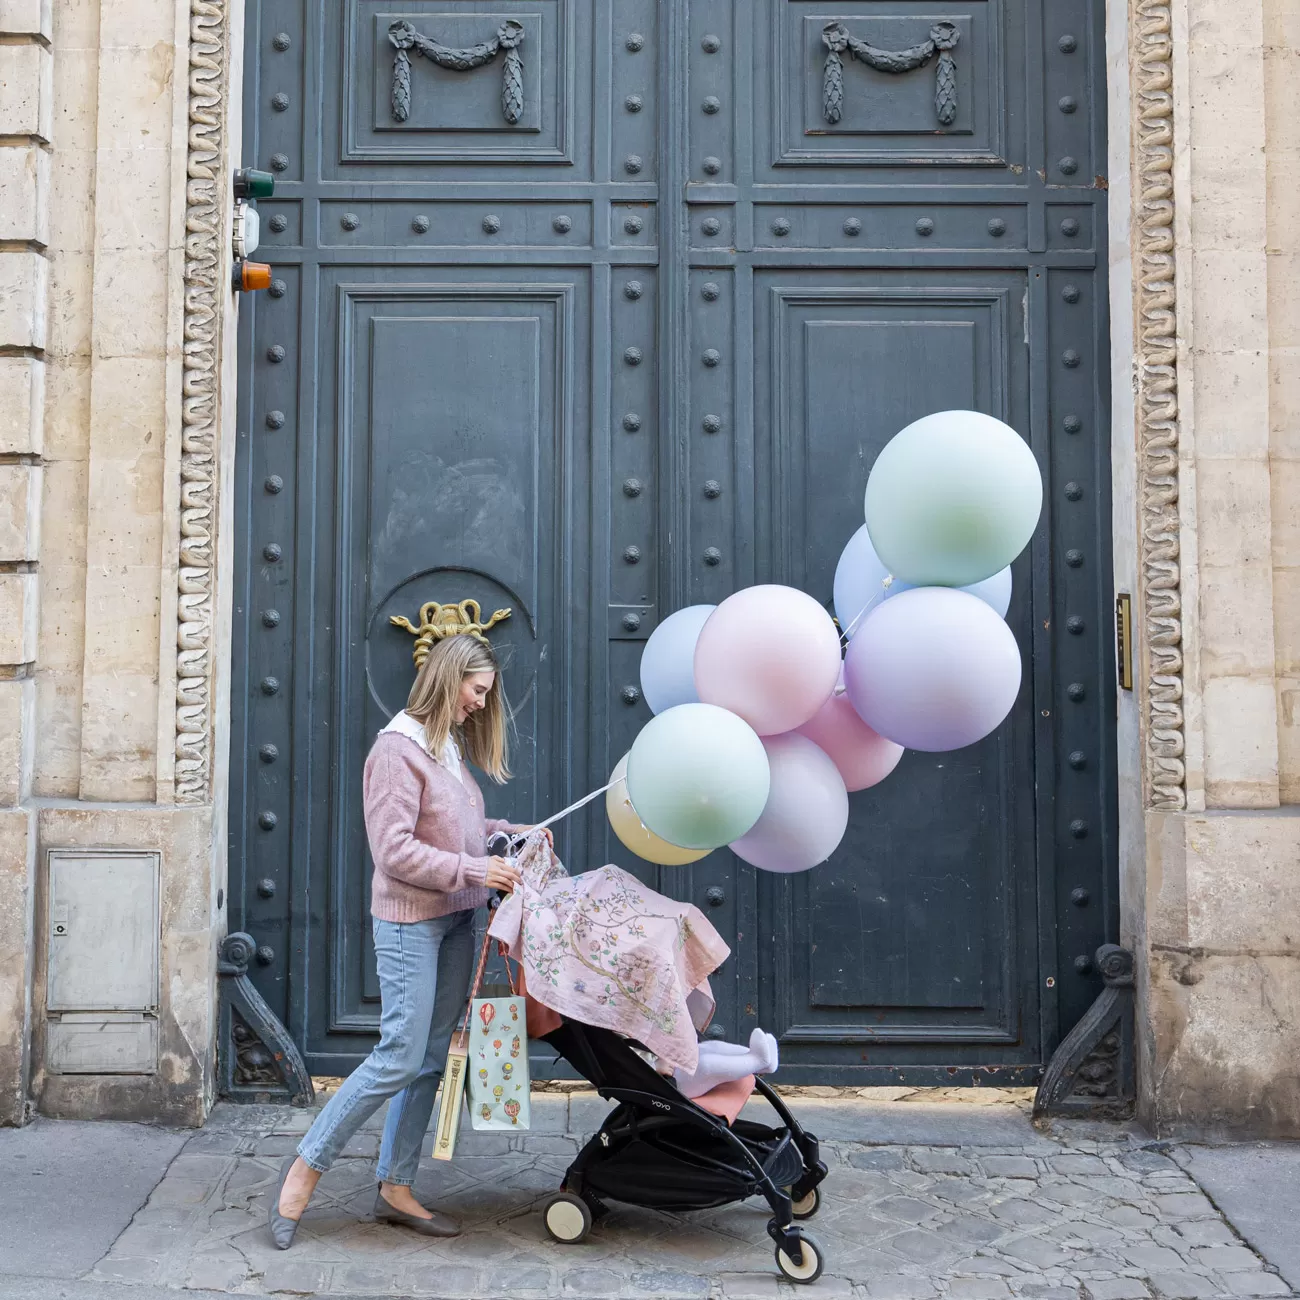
764, 1032, 779, 1074
748, 1028, 779, 1075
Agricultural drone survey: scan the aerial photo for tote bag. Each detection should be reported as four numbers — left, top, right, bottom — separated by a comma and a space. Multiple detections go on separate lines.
432, 928, 531, 1157
467, 972, 531, 1131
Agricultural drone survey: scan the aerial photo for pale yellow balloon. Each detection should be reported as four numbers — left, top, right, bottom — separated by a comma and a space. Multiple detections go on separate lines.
606, 753, 709, 866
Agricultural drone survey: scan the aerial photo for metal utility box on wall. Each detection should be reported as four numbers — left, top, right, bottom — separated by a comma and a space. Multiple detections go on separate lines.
45, 851, 160, 1074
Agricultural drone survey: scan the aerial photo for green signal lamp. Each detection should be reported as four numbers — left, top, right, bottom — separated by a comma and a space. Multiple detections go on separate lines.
234, 168, 275, 201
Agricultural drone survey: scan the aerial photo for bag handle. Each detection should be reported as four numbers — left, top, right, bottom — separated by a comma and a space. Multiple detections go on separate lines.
459, 926, 495, 1039
458, 927, 519, 1039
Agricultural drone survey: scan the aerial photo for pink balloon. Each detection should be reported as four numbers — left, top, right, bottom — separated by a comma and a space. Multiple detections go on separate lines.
730, 735, 849, 873
797, 673, 904, 792
694, 586, 841, 736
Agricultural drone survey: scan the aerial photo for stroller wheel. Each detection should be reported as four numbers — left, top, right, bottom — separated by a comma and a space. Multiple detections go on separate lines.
544, 1193, 592, 1244
775, 1233, 824, 1285
788, 1185, 821, 1220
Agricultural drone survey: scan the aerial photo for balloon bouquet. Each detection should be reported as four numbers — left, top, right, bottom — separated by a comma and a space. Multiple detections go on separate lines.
607, 411, 1044, 875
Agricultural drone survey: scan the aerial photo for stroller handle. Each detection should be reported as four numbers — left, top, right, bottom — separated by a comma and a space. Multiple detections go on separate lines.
487, 830, 527, 859
486, 829, 529, 906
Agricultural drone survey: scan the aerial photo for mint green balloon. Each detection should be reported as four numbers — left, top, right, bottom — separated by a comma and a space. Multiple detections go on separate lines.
625, 704, 771, 851
865, 411, 1043, 588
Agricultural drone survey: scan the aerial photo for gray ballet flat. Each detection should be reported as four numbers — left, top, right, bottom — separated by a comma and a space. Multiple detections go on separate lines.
268, 1155, 301, 1250
373, 1187, 460, 1237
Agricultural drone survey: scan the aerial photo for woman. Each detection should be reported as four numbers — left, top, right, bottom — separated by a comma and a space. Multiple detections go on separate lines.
269, 633, 534, 1247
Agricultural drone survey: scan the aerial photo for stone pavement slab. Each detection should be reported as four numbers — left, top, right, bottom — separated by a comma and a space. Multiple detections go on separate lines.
1174, 1144, 1300, 1292
76, 1096, 1300, 1298
2, 1093, 1297, 1299
0, 1117, 188, 1280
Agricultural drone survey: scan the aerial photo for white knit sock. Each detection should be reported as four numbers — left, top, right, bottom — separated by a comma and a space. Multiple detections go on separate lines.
673, 1029, 778, 1098
702, 1039, 751, 1057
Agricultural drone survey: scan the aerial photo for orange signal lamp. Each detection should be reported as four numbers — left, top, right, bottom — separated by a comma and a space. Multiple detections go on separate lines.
234, 260, 273, 293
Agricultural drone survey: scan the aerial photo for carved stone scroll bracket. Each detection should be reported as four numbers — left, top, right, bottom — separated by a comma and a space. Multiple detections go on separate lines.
821, 20, 960, 126
1033, 946, 1136, 1120
217, 933, 314, 1106
389, 18, 526, 125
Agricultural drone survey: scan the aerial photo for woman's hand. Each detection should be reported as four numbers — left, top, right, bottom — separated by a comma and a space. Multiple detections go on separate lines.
484, 856, 522, 892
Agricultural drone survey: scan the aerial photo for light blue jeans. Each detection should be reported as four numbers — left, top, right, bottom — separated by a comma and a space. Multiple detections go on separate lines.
298, 909, 476, 1186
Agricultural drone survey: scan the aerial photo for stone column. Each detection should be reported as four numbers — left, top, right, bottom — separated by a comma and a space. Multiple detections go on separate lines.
1267, 0, 1300, 803
1130, 0, 1300, 1138
0, 0, 234, 1127
0, 0, 50, 1128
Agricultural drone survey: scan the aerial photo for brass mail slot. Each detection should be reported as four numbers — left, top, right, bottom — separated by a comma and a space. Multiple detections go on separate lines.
1115, 593, 1133, 692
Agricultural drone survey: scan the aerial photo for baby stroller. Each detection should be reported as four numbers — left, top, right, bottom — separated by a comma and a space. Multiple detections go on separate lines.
484, 833, 829, 1283
537, 1016, 829, 1283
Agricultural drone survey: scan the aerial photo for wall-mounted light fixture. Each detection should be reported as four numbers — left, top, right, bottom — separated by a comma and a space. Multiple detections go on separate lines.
233, 201, 260, 259
232, 167, 275, 294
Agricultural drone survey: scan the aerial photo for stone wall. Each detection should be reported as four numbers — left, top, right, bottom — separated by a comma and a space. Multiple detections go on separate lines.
0, 0, 50, 1129
1127, 0, 1300, 1139
0, 0, 230, 1127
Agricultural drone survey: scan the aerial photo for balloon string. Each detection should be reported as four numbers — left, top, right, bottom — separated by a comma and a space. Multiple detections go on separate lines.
534, 576, 896, 829
838, 578, 893, 645
530, 779, 616, 835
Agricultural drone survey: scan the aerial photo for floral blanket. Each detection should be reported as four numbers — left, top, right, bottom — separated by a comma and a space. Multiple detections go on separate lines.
487, 836, 730, 1073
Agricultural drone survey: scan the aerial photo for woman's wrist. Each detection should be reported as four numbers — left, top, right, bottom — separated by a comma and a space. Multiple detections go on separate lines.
462, 854, 491, 887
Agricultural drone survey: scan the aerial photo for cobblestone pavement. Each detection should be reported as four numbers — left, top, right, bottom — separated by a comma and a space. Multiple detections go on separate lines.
75, 1090, 1295, 1300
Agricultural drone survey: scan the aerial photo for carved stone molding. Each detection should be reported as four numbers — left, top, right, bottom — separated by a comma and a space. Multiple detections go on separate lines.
176, 0, 230, 805
1133, 0, 1186, 811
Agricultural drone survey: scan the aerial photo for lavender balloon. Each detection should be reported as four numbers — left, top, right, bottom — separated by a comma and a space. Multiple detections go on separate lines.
844, 588, 1022, 752
834, 524, 1012, 637
730, 734, 849, 873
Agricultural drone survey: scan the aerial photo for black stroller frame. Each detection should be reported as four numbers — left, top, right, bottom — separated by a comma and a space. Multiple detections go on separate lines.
485, 832, 831, 1282
539, 1018, 831, 1283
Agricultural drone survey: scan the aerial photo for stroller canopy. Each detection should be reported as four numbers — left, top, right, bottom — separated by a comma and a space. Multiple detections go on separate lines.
488, 836, 729, 1072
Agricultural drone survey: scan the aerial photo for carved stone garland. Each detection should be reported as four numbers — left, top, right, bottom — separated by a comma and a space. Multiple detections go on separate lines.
176, 0, 230, 805
389, 18, 525, 125
1134, 0, 1186, 811
821, 20, 960, 126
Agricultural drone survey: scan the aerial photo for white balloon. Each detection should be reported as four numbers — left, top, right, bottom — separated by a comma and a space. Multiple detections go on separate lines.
834, 524, 1012, 636
639, 605, 716, 715
844, 587, 1022, 752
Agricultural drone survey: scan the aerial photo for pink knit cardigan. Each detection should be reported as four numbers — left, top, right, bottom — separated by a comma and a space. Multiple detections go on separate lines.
363, 731, 515, 922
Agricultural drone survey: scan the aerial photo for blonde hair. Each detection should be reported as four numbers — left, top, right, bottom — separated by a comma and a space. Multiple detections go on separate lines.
405, 636, 511, 783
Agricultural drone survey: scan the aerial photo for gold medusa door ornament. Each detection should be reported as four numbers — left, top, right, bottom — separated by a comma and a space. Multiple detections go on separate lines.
390, 599, 512, 669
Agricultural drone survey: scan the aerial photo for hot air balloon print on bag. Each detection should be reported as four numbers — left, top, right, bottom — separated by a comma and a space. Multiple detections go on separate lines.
468, 989, 531, 1132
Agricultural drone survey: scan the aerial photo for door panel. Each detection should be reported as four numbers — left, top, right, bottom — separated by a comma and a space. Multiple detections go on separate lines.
316, 276, 587, 1046
750, 272, 1038, 1065
331, 0, 592, 172
758, 0, 1020, 174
